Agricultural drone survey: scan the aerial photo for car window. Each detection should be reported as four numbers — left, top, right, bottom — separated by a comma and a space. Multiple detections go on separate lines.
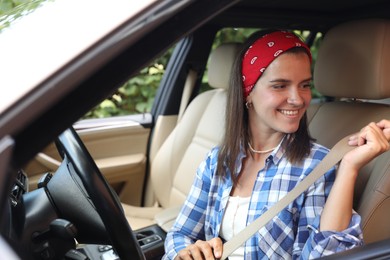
83, 47, 174, 119
0, 0, 158, 116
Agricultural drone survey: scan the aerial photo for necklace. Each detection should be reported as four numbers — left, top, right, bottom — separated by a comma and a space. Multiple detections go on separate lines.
247, 142, 277, 154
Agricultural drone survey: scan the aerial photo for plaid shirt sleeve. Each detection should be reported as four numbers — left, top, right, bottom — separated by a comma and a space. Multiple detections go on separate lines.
297, 164, 364, 259
163, 148, 217, 260
300, 211, 363, 259
295, 147, 364, 259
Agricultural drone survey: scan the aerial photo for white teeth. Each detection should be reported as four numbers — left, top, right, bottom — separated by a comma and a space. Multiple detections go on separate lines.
280, 110, 298, 116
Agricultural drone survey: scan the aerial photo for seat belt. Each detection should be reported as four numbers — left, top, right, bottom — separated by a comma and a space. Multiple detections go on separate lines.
221, 134, 355, 259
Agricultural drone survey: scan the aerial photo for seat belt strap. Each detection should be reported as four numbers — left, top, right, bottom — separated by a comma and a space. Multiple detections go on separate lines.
221, 134, 355, 259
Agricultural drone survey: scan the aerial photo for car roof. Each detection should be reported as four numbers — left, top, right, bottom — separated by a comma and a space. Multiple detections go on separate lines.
1, 0, 390, 167
219, 0, 390, 29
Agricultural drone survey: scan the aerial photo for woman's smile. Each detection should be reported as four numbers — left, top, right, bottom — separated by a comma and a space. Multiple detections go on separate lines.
278, 109, 300, 117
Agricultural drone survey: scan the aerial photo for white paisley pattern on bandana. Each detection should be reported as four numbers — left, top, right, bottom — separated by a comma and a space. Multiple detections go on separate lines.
241, 31, 312, 99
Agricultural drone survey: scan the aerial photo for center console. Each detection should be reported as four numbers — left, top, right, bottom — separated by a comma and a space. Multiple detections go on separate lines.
76, 225, 166, 260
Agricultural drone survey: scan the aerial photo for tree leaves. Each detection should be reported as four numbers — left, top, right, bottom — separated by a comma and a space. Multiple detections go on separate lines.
0, 0, 48, 32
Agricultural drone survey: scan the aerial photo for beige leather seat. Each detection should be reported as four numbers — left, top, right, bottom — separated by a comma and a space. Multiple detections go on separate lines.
122, 43, 241, 231
310, 19, 390, 244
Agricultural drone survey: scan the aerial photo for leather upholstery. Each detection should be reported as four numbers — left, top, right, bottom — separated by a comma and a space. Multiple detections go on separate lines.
122, 43, 241, 230
314, 19, 390, 99
311, 19, 390, 244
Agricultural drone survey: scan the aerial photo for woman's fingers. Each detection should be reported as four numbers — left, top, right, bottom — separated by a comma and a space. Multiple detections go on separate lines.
348, 120, 390, 146
176, 247, 193, 260
376, 119, 390, 141
207, 237, 223, 259
348, 134, 359, 146
175, 237, 223, 260
357, 123, 389, 153
344, 122, 390, 171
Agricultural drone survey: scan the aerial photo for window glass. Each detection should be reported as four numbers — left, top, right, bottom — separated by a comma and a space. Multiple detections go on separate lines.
83, 47, 174, 119
0, 0, 50, 32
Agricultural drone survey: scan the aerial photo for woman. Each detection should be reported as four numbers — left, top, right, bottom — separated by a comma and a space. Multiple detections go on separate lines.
163, 30, 390, 259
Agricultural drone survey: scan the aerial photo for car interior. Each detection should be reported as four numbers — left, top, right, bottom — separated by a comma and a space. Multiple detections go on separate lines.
121, 18, 390, 257
79, 18, 390, 259
3, 0, 390, 259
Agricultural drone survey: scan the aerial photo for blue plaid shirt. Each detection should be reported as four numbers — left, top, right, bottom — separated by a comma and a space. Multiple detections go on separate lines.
163, 138, 363, 259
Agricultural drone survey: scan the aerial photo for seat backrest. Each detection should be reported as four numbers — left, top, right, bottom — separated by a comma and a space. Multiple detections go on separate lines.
150, 43, 241, 208
311, 19, 390, 244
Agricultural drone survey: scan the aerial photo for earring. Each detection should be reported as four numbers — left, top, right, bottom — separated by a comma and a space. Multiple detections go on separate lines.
245, 101, 252, 109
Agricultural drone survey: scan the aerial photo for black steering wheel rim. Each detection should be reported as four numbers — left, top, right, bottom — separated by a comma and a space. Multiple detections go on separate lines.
56, 127, 145, 260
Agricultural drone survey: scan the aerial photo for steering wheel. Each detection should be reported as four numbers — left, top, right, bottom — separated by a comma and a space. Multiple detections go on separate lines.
56, 127, 145, 260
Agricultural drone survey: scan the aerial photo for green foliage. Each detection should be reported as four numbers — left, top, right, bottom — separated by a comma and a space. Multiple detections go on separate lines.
83, 63, 167, 118
212, 28, 259, 48
83, 47, 173, 118
0, 0, 48, 31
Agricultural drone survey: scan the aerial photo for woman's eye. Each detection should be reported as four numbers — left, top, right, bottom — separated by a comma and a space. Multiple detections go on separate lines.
302, 83, 313, 89
272, 85, 285, 89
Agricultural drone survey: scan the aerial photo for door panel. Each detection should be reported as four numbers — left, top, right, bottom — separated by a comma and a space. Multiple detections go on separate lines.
24, 115, 151, 206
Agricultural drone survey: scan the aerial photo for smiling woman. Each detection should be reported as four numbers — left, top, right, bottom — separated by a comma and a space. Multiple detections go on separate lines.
1, 0, 390, 259
162, 30, 385, 259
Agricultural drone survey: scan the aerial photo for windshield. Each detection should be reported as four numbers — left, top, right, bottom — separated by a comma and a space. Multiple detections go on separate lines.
0, 0, 156, 115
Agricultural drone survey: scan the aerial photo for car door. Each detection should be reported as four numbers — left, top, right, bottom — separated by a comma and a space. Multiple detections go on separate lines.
23, 115, 151, 206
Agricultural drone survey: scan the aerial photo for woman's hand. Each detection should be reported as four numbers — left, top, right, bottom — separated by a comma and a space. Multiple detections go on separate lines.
175, 237, 223, 260
344, 120, 390, 172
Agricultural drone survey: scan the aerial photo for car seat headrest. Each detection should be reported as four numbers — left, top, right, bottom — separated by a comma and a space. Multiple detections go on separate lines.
208, 42, 241, 90
314, 19, 390, 99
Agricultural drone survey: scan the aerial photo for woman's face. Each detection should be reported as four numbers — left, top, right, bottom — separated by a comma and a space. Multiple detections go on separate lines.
247, 51, 312, 135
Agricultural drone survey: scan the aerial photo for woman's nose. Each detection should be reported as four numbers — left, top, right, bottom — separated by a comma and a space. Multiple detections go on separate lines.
287, 88, 304, 105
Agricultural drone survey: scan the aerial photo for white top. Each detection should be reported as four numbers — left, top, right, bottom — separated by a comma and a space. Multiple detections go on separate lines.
220, 196, 251, 259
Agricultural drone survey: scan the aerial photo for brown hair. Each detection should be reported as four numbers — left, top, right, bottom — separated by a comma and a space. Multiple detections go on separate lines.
216, 30, 314, 183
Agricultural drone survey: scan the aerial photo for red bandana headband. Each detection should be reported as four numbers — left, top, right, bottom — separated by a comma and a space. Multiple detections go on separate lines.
242, 31, 312, 99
